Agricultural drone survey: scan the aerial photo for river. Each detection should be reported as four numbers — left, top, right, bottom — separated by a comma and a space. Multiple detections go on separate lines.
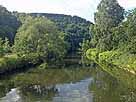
0, 66, 135, 102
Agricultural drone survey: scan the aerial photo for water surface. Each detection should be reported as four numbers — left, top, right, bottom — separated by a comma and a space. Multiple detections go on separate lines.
0, 67, 135, 102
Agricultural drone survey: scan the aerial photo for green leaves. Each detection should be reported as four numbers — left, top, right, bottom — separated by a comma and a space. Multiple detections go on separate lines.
0, 5, 20, 43
0, 38, 11, 57
14, 17, 67, 62
31, 13, 92, 55
91, 0, 124, 52
87, 1, 136, 72
86, 48, 99, 61
95, 0, 124, 30
111, 8, 136, 54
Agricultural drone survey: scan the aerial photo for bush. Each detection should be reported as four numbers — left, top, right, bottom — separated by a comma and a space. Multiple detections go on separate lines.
98, 50, 122, 62
0, 53, 44, 74
86, 48, 99, 61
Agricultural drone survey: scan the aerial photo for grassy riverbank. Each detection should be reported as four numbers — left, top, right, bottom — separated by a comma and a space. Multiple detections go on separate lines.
0, 53, 44, 74
0, 53, 82, 74
86, 49, 136, 75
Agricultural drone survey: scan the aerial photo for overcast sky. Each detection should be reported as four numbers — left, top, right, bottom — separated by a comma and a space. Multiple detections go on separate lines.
0, 0, 136, 22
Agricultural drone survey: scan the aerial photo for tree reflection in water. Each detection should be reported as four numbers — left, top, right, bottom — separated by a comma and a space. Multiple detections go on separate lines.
0, 67, 135, 102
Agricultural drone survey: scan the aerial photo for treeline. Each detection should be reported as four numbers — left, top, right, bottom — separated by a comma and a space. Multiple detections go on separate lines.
0, 5, 92, 73
30, 13, 92, 54
0, 5, 92, 55
86, 0, 136, 73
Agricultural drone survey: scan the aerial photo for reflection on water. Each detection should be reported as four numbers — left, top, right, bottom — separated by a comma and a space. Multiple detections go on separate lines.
0, 88, 22, 102
0, 78, 93, 102
54, 78, 93, 102
0, 67, 135, 102
90, 68, 136, 102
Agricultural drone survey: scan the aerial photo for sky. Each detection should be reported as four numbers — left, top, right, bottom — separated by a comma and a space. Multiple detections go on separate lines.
0, 0, 136, 22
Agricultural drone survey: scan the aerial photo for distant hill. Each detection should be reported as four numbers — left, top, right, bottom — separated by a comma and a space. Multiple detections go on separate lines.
30, 13, 91, 24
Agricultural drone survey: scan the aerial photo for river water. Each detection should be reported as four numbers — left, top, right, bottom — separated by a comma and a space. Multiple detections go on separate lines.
0, 67, 135, 102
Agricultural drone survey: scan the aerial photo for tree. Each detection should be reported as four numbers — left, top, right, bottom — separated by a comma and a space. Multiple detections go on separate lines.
30, 13, 92, 55
119, 8, 136, 54
79, 39, 91, 65
95, 0, 124, 30
13, 16, 67, 61
91, 0, 124, 52
0, 38, 10, 57
108, 8, 136, 54
0, 5, 20, 43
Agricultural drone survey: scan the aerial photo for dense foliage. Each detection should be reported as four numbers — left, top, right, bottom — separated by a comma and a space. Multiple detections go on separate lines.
0, 53, 43, 74
13, 16, 67, 62
0, 1, 135, 74
0, 5, 20, 43
0, 5, 93, 73
86, 0, 136, 72
91, 0, 124, 51
0, 38, 10, 57
30, 13, 92, 54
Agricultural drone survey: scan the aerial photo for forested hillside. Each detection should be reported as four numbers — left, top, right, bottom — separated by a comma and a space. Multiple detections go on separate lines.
0, 6, 92, 55
30, 13, 92, 54
0, 5, 92, 73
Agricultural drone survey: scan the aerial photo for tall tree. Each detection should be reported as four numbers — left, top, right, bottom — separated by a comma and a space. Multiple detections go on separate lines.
0, 5, 20, 42
91, 0, 124, 51
95, 0, 124, 30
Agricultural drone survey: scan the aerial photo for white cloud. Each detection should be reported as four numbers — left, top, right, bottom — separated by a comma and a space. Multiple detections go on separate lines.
0, 0, 135, 21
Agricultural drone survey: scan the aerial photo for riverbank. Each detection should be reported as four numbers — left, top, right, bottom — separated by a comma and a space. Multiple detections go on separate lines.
0, 53, 44, 74
86, 49, 136, 75
0, 53, 82, 75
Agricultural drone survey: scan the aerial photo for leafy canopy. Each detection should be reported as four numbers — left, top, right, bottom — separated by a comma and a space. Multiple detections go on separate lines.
14, 16, 67, 60
91, 0, 124, 52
